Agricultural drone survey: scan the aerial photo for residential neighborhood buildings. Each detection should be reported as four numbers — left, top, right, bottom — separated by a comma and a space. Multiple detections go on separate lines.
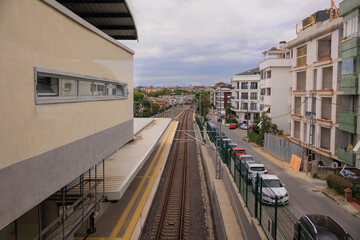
230, 68, 261, 123
259, 45, 292, 133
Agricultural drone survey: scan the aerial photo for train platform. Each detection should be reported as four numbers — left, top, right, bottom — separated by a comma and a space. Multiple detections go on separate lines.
76, 118, 178, 240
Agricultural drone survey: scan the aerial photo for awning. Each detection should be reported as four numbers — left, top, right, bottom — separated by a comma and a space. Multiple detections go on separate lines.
56, 0, 138, 40
262, 105, 270, 112
353, 140, 360, 153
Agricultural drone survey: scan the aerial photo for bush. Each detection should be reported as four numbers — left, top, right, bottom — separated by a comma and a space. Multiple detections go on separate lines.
226, 118, 238, 124
248, 131, 263, 146
354, 185, 360, 200
326, 174, 353, 195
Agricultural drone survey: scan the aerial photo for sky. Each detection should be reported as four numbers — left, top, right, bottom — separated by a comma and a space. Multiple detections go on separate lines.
120, 0, 342, 87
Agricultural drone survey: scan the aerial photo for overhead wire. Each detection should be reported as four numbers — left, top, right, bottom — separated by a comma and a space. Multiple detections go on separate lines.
270, 97, 309, 119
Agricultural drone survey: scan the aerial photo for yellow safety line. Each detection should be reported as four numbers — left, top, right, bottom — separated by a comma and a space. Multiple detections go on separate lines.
122, 122, 177, 239
107, 121, 177, 239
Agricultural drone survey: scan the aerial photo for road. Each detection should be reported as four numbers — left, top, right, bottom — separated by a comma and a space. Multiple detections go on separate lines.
208, 114, 360, 239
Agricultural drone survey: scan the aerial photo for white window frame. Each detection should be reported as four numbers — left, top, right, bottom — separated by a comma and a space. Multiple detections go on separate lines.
34, 68, 128, 104
343, 16, 359, 39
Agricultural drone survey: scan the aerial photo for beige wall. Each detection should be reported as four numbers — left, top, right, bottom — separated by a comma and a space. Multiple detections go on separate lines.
0, 0, 134, 169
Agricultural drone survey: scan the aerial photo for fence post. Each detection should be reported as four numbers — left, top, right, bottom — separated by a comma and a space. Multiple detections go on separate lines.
245, 169, 248, 207
259, 178, 262, 226
239, 157, 242, 193
255, 173, 259, 219
274, 197, 278, 240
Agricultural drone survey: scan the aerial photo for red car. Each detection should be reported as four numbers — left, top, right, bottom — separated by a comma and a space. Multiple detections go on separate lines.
231, 147, 247, 158
229, 123, 237, 129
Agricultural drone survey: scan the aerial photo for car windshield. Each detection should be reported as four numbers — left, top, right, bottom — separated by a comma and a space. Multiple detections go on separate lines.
264, 179, 283, 188
250, 167, 265, 171
242, 156, 254, 161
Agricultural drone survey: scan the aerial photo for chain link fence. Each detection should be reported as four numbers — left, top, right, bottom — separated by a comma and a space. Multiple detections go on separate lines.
264, 133, 303, 162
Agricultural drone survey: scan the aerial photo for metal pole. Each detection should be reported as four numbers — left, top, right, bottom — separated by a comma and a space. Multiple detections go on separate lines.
259, 179, 263, 225
62, 187, 65, 240
81, 174, 84, 224
255, 174, 259, 219
274, 197, 278, 240
38, 203, 42, 240
95, 165, 97, 207
103, 159, 105, 201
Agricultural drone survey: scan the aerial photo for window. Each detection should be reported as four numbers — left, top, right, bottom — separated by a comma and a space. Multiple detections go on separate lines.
241, 103, 248, 110
250, 92, 257, 100
250, 103, 257, 110
35, 68, 128, 104
342, 57, 359, 75
241, 82, 248, 89
260, 89, 265, 96
250, 82, 258, 89
266, 71, 271, 79
241, 92, 248, 99
297, 45, 307, 66
343, 16, 359, 39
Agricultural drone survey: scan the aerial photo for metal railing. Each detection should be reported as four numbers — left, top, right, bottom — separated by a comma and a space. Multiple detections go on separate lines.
205, 124, 313, 240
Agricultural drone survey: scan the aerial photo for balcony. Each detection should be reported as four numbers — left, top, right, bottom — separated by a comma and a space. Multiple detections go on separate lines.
339, 74, 358, 95
338, 111, 357, 133
337, 146, 356, 166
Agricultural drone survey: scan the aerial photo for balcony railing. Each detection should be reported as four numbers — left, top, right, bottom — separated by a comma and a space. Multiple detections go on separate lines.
337, 145, 356, 166
339, 74, 358, 95
338, 110, 357, 133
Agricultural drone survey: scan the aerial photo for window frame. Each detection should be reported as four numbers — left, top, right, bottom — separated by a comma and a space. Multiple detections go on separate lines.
34, 68, 128, 104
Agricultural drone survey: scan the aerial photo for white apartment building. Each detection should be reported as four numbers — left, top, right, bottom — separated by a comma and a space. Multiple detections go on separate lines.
259, 45, 292, 133
210, 82, 232, 115
231, 68, 261, 123
283, 10, 343, 165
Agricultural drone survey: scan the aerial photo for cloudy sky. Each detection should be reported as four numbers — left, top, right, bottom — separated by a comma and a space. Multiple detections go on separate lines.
120, 0, 342, 87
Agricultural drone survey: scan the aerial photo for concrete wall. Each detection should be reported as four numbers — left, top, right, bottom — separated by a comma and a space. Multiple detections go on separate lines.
0, 0, 134, 229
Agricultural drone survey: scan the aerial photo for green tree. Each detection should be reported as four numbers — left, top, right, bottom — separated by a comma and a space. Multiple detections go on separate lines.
134, 91, 144, 103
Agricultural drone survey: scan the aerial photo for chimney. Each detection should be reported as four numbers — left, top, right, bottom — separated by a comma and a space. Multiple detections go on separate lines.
279, 41, 286, 49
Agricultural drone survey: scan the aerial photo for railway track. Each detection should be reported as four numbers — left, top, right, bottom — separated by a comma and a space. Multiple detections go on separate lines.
151, 108, 192, 239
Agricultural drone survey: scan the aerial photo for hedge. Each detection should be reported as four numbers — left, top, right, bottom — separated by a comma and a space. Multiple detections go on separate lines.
326, 173, 353, 195
248, 131, 264, 146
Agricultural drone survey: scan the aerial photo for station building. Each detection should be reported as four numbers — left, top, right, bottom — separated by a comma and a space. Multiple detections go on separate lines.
0, 0, 137, 238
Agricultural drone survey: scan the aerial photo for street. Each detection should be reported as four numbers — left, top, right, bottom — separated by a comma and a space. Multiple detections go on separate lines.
208, 114, 360, 239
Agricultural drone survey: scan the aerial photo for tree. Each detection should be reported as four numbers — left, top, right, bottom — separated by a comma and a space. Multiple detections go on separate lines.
134, 91, 144, 103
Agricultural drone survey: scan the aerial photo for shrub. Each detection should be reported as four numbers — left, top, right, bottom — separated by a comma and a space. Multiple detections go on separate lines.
354, 185, 360, 200
248, 131, 263, 146
226, 118, 238, 124
326, 173, 353, 195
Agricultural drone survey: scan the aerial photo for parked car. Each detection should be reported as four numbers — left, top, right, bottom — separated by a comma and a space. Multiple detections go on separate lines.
231, 147, 247, 158
229, 123, 237, 129
246, 163, 268, 182
254, 175, 289, 205
294, 215, 353, 240
239, 123, 248, 129
239, 154, 255, 164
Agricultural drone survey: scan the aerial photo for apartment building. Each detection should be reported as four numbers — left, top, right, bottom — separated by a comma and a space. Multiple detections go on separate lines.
230, 68, 261, 123
259, 45, 292, 133
0, 0, 137, 238
210, 82, 232, 114
337, 0, 360, 168
283, 10, 343, 166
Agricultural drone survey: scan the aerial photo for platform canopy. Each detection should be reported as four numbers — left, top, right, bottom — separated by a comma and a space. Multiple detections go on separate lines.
56, 0, 138, 40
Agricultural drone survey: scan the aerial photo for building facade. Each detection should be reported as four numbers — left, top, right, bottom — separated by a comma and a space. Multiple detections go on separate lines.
338, 0, 360, 168
231, 68, 261, 123
283, 10, 343, 166
210, 82, 232, 115
0, 0, 137, 238
259, 45, 292, 133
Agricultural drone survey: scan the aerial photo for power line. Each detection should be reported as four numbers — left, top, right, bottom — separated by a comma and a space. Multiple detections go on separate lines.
270, 97, 309, 119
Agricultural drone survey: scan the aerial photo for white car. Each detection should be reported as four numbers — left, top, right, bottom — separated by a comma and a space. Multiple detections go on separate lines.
254, 175, 289, 205
246, 163, 268, 182
239, 154, 255, 164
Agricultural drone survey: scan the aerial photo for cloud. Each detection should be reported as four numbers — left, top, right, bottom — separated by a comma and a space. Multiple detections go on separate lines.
121, 0, 343, 86
182, 56, 207, 63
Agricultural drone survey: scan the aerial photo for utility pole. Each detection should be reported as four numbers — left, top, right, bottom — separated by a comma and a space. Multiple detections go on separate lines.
215, 88, 222, 179
307, 93, 316, 175
200, 92, 202, 122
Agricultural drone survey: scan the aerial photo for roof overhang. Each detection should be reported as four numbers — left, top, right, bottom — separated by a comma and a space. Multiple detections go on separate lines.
56, 0, 138, 40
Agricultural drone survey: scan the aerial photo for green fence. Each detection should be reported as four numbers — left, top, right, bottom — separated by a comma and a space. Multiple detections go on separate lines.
196, 116, 204, 140
205, 124, 313, 240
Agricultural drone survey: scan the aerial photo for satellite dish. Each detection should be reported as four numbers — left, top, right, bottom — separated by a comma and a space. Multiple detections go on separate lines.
331, 162, 338, 169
